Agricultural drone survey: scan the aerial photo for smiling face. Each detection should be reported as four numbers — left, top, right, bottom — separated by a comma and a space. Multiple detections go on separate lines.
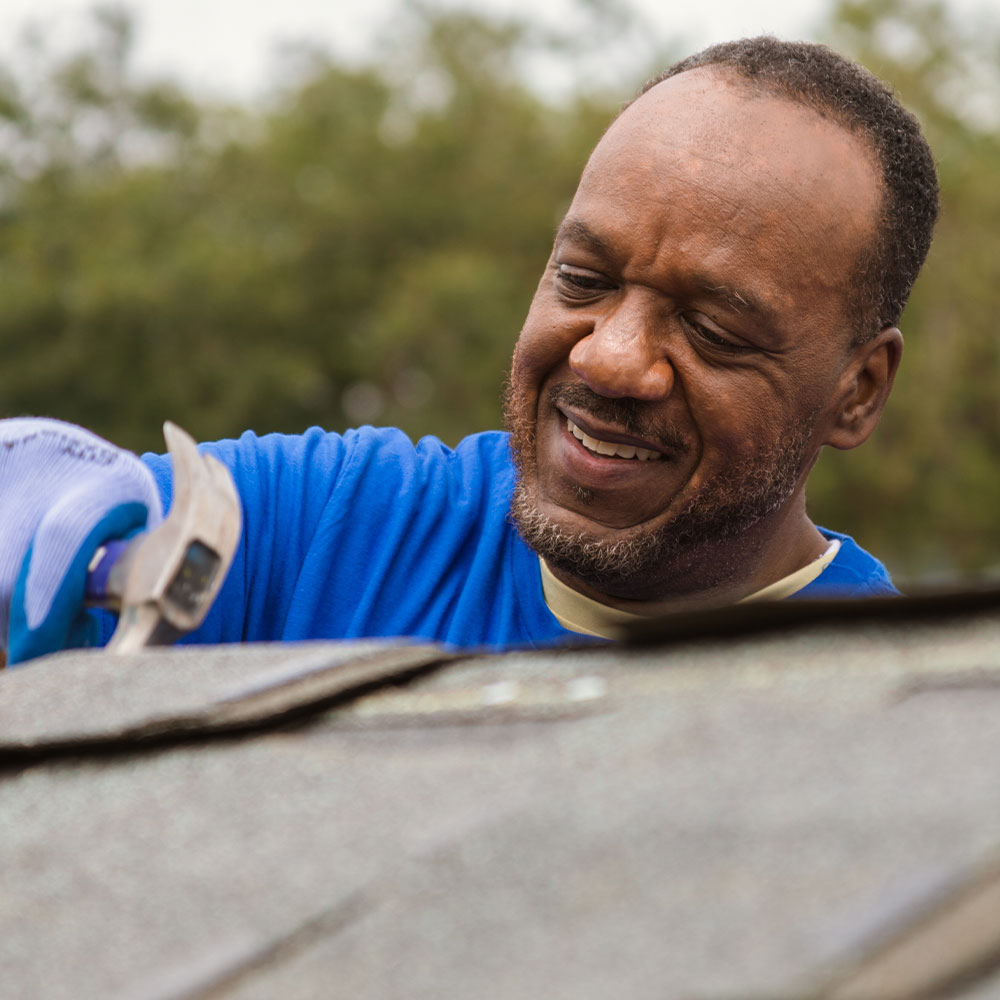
505, 67, 888, 601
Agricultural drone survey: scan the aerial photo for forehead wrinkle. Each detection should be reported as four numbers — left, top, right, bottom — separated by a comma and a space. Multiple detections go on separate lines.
604, 84, 880, 260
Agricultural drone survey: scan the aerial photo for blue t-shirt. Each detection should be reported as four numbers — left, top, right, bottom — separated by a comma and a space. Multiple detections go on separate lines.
133, 427, 896, 649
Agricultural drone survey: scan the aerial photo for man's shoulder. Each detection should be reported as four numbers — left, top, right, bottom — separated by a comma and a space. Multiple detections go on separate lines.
283, 425, 512, 469
157, 426, 513, 475
141, 426, 517, 532
393, 428, 515, 491
798, 528, 900, 598
239, 425, 516, 520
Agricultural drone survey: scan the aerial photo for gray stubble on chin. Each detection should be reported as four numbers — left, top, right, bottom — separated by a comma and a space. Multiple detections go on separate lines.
506, 424, 819, 598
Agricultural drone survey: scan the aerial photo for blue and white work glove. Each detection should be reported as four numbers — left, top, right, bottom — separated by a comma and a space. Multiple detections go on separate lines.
0, 418, 163, 665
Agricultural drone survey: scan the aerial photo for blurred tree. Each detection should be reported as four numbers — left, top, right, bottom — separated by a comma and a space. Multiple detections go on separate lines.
0, 2, 618, 451
809, 0, 1000, 579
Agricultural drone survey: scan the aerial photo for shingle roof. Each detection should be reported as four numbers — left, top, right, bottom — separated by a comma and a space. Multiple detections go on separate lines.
4, 596, 1000, 999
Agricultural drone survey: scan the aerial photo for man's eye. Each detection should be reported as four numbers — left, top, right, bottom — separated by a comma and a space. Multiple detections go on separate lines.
682, 314, 749, 353
555, 264, 612, 298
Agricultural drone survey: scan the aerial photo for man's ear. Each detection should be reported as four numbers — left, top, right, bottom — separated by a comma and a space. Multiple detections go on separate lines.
824, 327, 903, 451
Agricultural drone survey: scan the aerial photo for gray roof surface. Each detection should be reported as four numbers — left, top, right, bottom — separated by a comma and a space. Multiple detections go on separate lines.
3, 602, 1000, 999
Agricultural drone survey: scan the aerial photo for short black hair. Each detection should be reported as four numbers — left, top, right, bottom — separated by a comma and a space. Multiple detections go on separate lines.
638, 37, 939, 343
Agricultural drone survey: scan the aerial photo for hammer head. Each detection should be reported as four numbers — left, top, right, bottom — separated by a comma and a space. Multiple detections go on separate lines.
104, 422, 242, 653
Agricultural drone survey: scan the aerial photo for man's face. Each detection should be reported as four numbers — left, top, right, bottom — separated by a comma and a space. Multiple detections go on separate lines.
505, 68, 883, 600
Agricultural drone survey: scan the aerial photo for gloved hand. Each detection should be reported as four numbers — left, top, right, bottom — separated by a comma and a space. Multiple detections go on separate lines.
0, 418, 163, 665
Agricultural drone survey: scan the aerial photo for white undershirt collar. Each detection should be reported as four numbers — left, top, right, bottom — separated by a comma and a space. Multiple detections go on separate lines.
540, 539, 841, 639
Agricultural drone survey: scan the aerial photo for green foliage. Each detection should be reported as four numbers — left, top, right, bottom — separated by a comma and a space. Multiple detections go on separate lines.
808, 0, 1000, 579
0, 0, 997, 581
0, 4, 613, 452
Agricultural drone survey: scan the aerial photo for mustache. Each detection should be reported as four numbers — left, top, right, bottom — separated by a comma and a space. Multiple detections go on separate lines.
548, 382, 690, 454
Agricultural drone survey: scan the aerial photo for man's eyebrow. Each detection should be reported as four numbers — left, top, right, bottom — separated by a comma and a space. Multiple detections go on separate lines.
696, 280, 767, 318
554, 218, 616, 258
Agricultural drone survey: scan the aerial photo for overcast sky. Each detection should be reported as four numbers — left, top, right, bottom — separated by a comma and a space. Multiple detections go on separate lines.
1, 0, 994, 101
1, 0, 835, 98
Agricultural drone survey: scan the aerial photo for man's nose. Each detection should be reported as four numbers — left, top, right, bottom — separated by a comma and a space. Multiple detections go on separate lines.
567, 298, 674, 400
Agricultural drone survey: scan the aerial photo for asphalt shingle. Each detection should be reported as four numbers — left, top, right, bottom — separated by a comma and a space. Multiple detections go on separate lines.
3, 603, 1000, 999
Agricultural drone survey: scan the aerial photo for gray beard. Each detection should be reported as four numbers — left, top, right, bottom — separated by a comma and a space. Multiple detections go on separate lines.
504, 378, 817, 598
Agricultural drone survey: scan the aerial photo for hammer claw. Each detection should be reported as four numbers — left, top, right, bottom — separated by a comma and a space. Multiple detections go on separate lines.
96, 423, 242, 655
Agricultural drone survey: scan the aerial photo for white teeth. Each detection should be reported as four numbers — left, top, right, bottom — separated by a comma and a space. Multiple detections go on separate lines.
566, 419, 661, 461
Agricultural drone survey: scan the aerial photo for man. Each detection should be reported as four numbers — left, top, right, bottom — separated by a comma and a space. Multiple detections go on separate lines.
0, 37, 938, 663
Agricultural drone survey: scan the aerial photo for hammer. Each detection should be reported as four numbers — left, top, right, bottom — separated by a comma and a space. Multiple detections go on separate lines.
85, 422, 242, 654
